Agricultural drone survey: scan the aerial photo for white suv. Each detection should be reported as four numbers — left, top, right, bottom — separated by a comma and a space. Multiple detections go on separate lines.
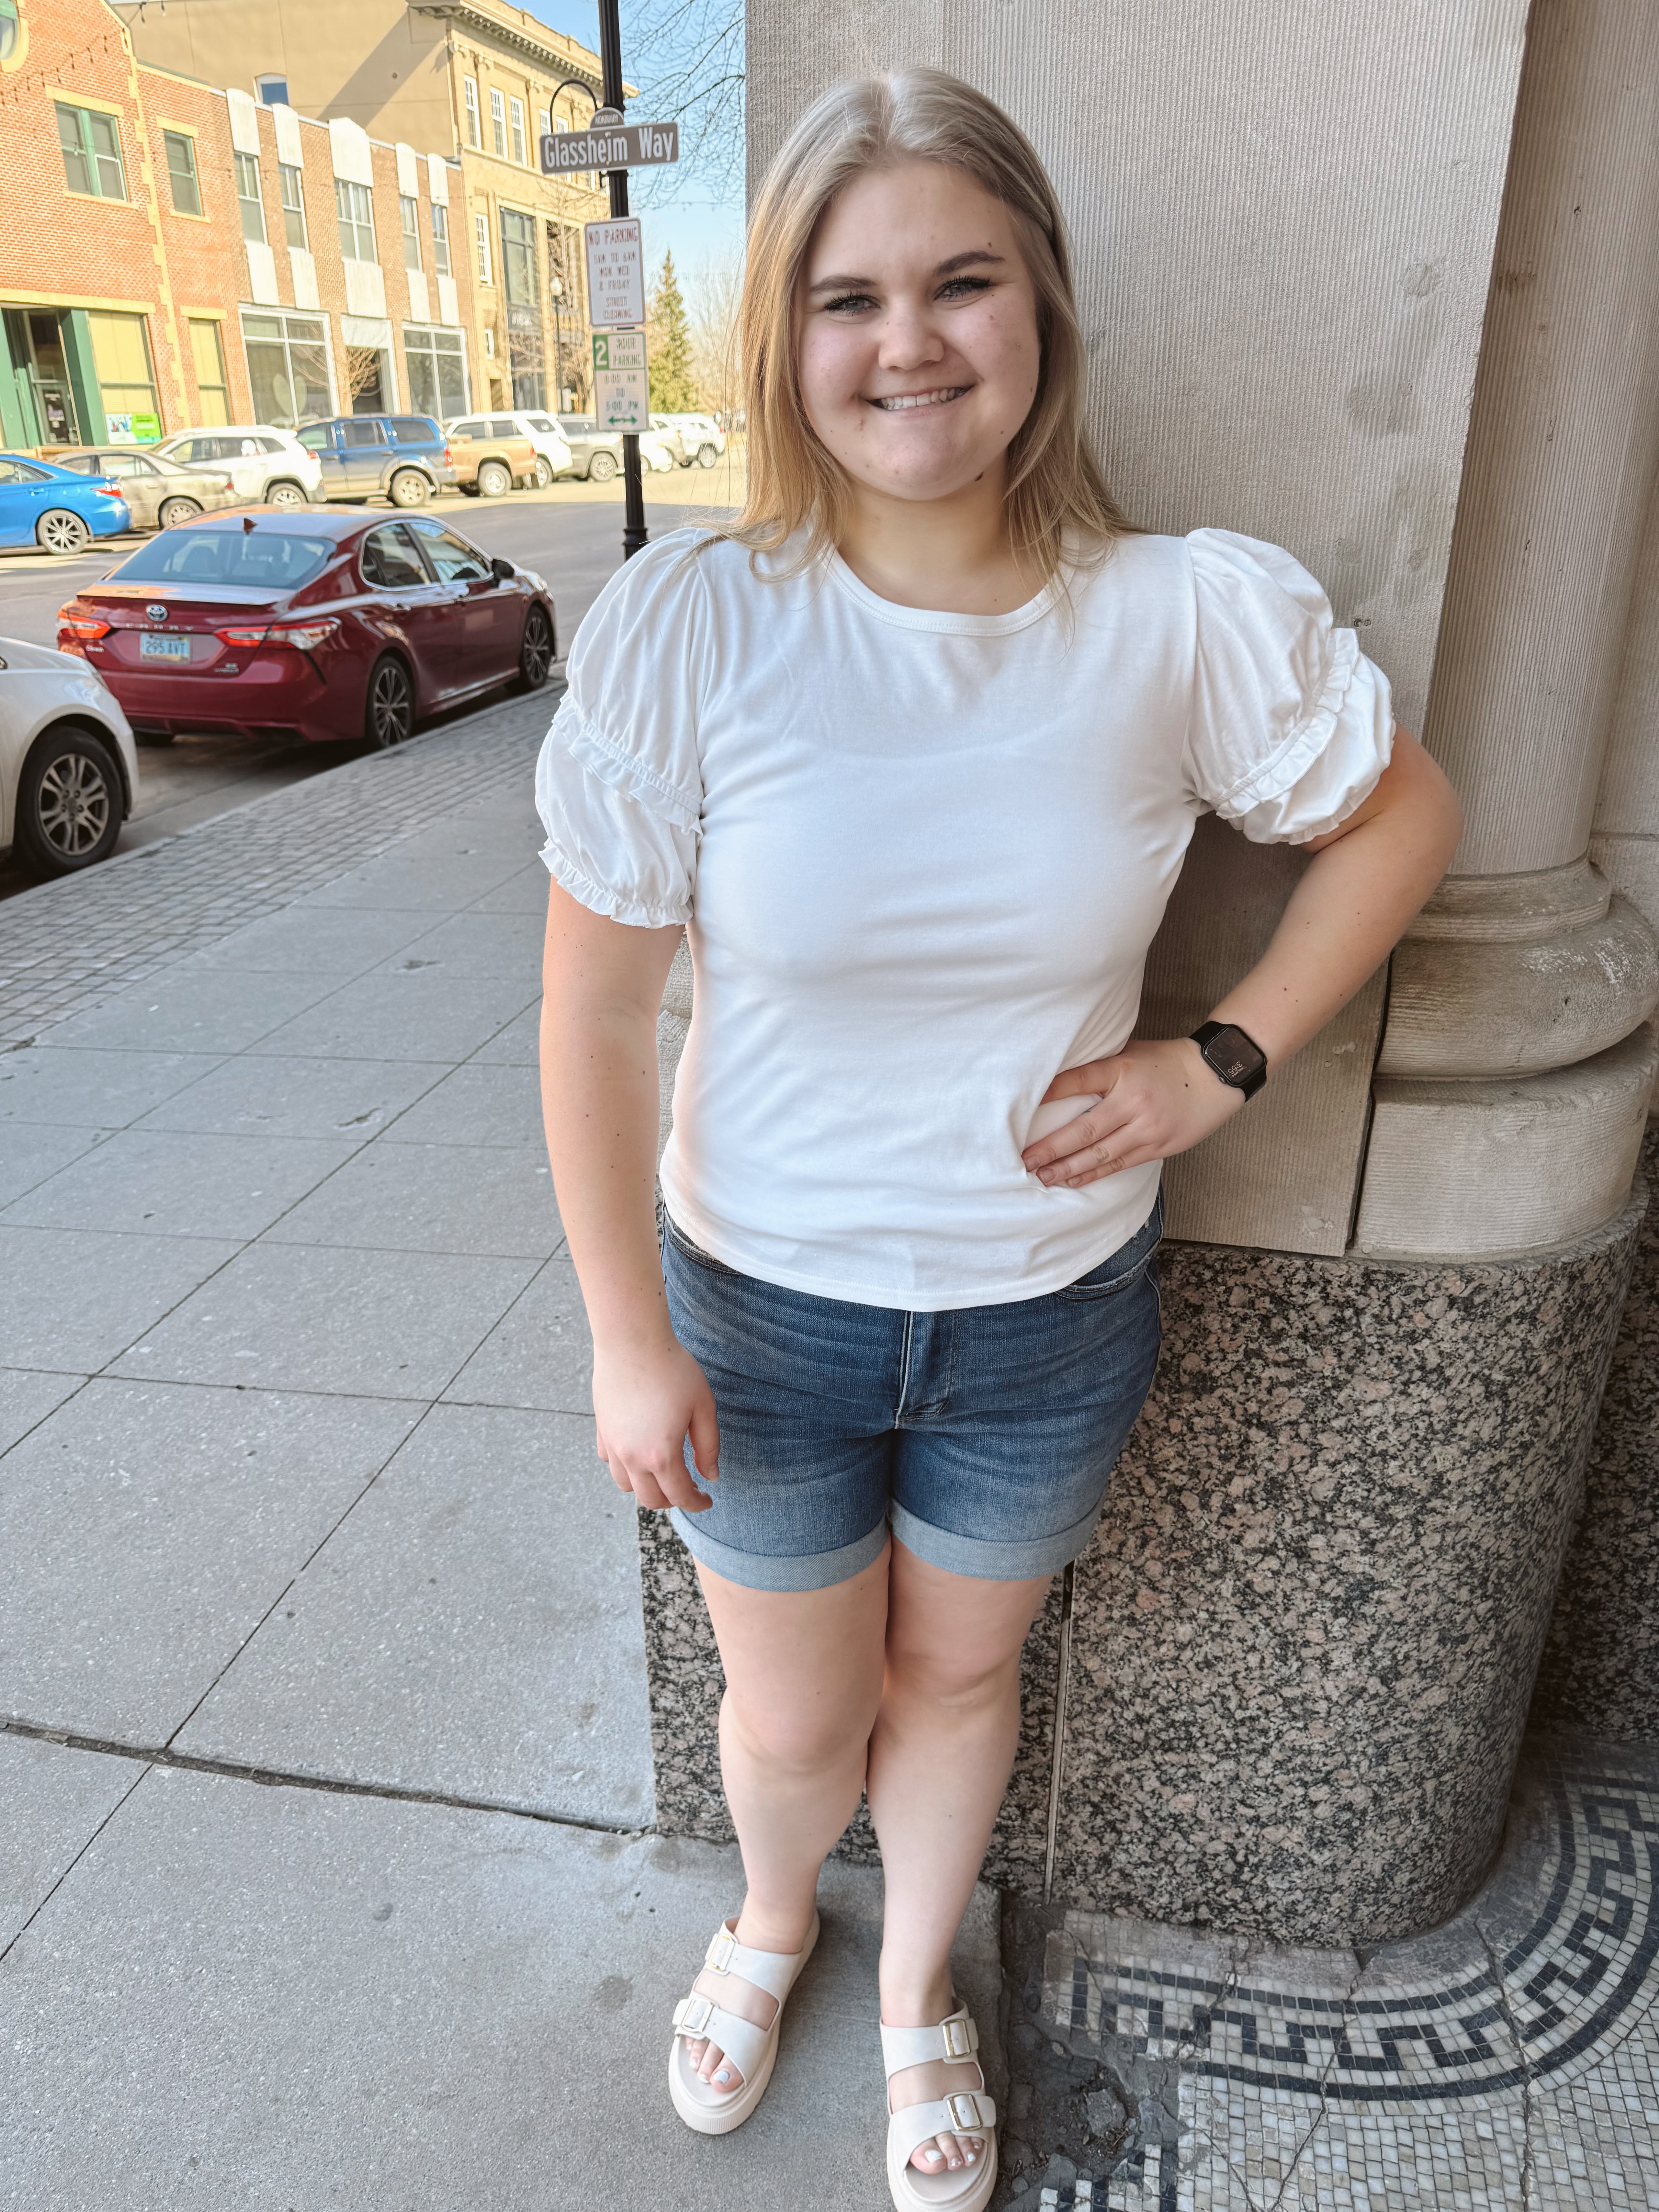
660, 413, 727, 468
448, 411, 574, 487
153, 426, 321, 508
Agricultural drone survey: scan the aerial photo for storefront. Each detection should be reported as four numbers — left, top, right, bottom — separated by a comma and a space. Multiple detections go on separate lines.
403, 323, 468, 421
239, 307, 334, 429
0, 304, 161, 448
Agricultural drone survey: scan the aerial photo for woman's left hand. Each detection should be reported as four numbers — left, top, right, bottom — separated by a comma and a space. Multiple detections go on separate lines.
1021, 1039, 1245, 1188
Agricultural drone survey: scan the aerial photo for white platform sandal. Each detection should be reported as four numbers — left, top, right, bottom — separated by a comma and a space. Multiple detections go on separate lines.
668, 1912, 821, 2134
881, 2002, 998, 2211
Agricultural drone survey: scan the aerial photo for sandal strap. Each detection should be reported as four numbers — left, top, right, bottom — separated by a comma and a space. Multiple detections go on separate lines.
670, 1993, 771, 2080
701, 1917, 807, 2004
881, 2007, 980, 2078
888, 2090, 998, 2166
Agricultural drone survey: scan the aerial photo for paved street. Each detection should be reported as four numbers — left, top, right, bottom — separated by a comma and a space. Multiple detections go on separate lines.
0, 682, 1000, 2210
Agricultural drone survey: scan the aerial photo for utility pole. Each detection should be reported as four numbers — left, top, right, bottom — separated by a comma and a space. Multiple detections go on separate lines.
597, 0, 647, 560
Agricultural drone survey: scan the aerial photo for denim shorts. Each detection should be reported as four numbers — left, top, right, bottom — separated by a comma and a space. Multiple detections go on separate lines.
660, 1195, 1163, 1592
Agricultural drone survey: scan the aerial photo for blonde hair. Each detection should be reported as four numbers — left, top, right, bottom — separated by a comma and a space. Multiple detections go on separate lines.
716, 68, 1133, 584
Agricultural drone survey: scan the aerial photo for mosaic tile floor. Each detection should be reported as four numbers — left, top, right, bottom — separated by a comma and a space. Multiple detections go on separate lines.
1026, 1741, 1659, 2208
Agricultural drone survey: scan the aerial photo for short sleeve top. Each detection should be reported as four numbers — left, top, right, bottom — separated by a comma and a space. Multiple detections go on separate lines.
536, 524, 1393, 1310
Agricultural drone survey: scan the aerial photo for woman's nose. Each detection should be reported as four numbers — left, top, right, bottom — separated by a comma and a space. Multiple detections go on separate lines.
877, 306, 947, 373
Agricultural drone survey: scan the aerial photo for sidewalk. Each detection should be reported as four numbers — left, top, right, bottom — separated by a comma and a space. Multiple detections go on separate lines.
0, 690, 999, 2210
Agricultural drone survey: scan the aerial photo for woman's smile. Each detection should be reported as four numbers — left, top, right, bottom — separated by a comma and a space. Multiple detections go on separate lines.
866, 385, 974, 411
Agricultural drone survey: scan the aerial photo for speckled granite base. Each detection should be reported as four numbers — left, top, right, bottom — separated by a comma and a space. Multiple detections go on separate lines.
1534, 1120, 1659, 1736
1054, 1191, 1645, 1945
638, 1186, 1644, 1946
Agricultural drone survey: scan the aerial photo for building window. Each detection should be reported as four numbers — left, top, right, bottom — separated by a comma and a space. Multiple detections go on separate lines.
500, 206, 537, 307
509, 94, 527, 165
57, 102, 126, 200
86, 312, 160, 436
163, 129, 200, 216
256, 75, 289, 106
474, 211, 491, 285
489, 86, 506, 158
463, 76, 480, 147
499, 206, 542, 408
235, 151, 266, 244
241, 308, 333, 428
335, 177, 376, 263
279, 163, 307, 249
430, 203, 450, 277
0, 0, 19, 64
189, 318, 230, 426
404, 324, 467, 419
399, 194, 422, 272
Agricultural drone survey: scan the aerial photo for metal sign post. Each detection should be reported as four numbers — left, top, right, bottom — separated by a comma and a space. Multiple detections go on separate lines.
597, 0, 646, 561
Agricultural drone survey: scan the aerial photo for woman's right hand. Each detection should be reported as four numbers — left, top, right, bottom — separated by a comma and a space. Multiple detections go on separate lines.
592, 1335, 720, 1513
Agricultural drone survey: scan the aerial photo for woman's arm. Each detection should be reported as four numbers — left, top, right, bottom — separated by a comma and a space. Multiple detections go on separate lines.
539, 881, 718, 1510
1022, 727, 1463, 1188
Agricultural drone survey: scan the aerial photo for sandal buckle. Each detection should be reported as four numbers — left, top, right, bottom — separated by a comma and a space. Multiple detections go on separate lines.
948, 2092, 982, 2132
706, 1928, 736, 1974
675, 1994, 713, 2035
942, 2017, 973, 2059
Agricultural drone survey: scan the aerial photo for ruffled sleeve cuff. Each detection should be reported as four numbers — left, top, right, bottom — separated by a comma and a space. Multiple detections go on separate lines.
535, 696, 699, 927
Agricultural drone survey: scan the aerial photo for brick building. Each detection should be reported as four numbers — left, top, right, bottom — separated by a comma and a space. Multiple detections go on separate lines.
0, 0, 476, 452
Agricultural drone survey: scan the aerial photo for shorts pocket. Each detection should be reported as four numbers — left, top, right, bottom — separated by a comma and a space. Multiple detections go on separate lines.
1055, 1199, 1164, 1304
663, 1212, 743, 1279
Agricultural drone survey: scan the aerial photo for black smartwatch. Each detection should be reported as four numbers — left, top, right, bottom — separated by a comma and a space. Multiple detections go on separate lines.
1190, 1021, 1268, 1100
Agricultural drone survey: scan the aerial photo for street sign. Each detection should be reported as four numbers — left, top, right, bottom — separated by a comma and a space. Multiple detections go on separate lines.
584, 217, 646, 328
541, 119, 679, 177
593, 329, 648, 433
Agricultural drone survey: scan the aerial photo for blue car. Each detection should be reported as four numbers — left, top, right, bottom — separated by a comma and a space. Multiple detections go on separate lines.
0, 452, 131, 556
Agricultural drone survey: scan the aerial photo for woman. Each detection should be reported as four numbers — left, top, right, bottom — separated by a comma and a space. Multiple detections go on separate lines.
536, 69, 1461, 2212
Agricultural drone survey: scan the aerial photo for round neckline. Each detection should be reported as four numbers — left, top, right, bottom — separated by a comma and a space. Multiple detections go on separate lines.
824, 548, 1062, 637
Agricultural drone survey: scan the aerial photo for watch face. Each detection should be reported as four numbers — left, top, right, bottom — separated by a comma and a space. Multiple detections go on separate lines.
1206, 1026, 1265, 1084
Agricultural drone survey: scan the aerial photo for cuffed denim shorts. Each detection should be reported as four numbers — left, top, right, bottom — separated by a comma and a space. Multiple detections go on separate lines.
660, 1196, 1163, 1592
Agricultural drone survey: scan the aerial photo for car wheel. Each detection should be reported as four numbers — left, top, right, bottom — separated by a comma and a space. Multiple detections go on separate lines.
515, 605, 555, 694
364, 655, 414, 749
459, 483, 481, 496
266, 480, 307, 510
36, 509, 91, 557
157, 496, 203, 528
697, 443, 720, 468
533, 455, 553, 488
477, 460, 512, 498
15, 725, 123, 874
389, 469, 430, 508
588, 449, 618, 483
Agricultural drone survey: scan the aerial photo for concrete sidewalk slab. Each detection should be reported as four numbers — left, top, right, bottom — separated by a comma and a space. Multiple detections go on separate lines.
261, 1139, 561, 1258
248, 966, 536, 1064
174, 1404, 652, 1827
473, 862, 553, 914
183, 903, 447, 976
0, 1737, 141, 1946
0, 1121, 104, 1208
0, 1128, 361, 1240
299, 841, 532, 912
41, 967, 340, 1054
0, 1369, 82, 1455
473, 1000, 543, 1063
372, 908, 545, 977
0, 1046, 223, 1128
380, 1058, 544, 1146
0, 1755, 999, 2212
0, 1224, 239, 1373
0, 1380, 417, 1740
443, 1255, 592, 1415
130, 1053, 451, 1141
110, 1242, 539, 1400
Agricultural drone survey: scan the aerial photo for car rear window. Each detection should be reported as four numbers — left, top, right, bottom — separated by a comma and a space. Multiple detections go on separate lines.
389, 417, 437, 443
113, 527, 334, 588
526, 416, 556, 433
489, 418, 518, 438
450, 421, 484, 439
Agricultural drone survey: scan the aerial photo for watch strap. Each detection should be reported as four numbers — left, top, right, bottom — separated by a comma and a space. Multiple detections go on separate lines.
1190, 1021, 1268, 1101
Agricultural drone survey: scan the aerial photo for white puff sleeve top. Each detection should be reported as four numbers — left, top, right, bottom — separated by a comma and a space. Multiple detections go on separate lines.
536, 524, 1393, 1310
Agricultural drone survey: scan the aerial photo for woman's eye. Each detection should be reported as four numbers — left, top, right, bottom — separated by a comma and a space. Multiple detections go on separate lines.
938, 276, 993, 302
823, 292, 878, 315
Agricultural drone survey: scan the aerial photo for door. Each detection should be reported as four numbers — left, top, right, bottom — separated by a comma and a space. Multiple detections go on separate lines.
403, 517, 519, 684
358, 521, 458, 702
338, 418, 390, 495
295, 421, 347, 499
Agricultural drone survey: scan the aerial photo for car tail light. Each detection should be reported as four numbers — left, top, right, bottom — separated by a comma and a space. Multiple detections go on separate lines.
95, 486, 125, 500
272, 619, 340, 651
58, 611, 111, 640
442, 445, 453, 465
215, 623, 271, 647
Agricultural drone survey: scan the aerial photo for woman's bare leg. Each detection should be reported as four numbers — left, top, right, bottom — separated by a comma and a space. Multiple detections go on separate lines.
867, 1541, 1051, 2175
679, 1544, 890, 2088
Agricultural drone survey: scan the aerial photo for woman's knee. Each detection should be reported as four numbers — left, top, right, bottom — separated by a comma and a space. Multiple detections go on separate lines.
884, 1631, 1022, 1714
721, 1682, 878, 1775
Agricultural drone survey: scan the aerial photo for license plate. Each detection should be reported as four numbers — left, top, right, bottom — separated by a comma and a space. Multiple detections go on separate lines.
139, 633, 191, 663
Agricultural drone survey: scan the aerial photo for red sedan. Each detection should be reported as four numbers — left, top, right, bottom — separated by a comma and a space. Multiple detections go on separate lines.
55, 507, 558, 746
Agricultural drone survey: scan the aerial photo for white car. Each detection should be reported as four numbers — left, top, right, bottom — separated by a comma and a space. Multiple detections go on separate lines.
153, 426, 321, 509
445, 410, 576, 487
0, 637, 136, 876
659, 413, 727, 468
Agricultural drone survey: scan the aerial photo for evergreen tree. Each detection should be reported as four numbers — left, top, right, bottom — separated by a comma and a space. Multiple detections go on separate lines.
647, 252, 701, 413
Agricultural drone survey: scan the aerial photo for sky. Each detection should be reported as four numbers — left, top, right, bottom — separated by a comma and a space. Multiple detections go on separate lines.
520, 1, 745, 307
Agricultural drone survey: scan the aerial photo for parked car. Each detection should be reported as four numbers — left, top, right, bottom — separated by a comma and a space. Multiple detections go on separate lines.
294, 414, 454, 507
55, 508, 557, 748
153, 426, 321, 508
648, 415, 692, 466
555, 415, 676, 481
52, 446, 237, 530
0, 635, 136, 874
455, 410, 574, 486
0, 453, 130, 556
443, 419, 538, 498
660, 412, 728, 468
